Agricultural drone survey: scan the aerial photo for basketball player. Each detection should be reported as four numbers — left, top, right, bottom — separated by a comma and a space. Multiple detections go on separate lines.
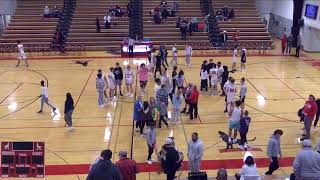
228, 101, 242, 143
97, 69, 108, 98
225, 77, 236, 113
107, 67, 116, 101
231, 47, 237, 72
239, 77, 247, 109
240, 47, 247, 71
16, 41, 29, 67
209, 64, 218, 96
113, 62, 123, 96
124, 65, 134, 97
37, 80, 56, 113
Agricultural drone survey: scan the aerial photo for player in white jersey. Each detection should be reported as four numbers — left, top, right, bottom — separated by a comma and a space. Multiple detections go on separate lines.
16, 41, 29, 67
97, 69, 108, 98
231, 47, 237, 72
124, 65, 134, 97
107, 67, 116, 101
225, 78, 236, 113
228, 100, 242, 143
239, 77, 247, 109
209, 64, 218, 96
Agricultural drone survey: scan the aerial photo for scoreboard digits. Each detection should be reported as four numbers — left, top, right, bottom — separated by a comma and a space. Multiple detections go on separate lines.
1, 142, 45, 178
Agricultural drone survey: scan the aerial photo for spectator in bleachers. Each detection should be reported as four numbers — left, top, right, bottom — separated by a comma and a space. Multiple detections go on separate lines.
170, 1, 179, 16
189, 17, 198, 34
204, 14, 211, 32
222, 5, 229, 18
53, 5, 60, 18
115, 5, 124, 17
176, 16, 181, 28
96, 17, 101, 33
220, 30, 228, 48
180, 20, 188, 40
104, 13, 111, 29
228, 8, 235, 19
217, 168, 228, 180
154, 11, 162, 24
235, 156, 261, 180
233, 30, 240, 45
43, 6, 50, 17
161, 8, 169, 23
160, 0, 167, 7
292, 139, 320, 180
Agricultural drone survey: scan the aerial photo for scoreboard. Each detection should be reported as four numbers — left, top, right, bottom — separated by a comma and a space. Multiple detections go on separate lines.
1, 142, 45, 178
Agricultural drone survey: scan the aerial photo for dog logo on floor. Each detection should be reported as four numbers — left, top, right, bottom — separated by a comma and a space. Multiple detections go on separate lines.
218, 131, 256, 149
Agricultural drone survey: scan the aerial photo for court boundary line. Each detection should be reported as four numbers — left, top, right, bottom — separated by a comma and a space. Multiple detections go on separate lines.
0, 82, 23, 104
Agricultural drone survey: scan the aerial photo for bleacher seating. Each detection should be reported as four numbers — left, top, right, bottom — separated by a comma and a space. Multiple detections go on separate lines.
0, 0, 63, 52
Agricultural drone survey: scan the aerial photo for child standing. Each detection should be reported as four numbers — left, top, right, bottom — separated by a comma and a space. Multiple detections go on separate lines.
171, 44, 178, 65
64, 93, 74, 131
240, 47, 247, 71
225, 77, 236, 113
158, 102, 169, 128
113, 62, 123, 96
172, 90, 183, 124
228, 101, 242, 143
209, 64, 218, 96
138, 63, 150, 96
16, 41, 29, 67
96, 74, 106, 107
231, 47, 237, 72
239, 77, 247, 109
200, 66, 208, 92
107, 67, 116, 101
124, 65, 134, 97
239, 110, 251, 150
146, 122, 156, 164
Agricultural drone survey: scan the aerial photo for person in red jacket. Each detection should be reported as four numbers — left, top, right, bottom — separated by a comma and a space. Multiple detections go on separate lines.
281, 31, 287, 55
115, 151, 139, 180
301, 94, 318, 140
187, 85, 199, 120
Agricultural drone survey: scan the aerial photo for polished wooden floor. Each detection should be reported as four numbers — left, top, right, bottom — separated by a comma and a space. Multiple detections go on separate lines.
0, 51, 319, 179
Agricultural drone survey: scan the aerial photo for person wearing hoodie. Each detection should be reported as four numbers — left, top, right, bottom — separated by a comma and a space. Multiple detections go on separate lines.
293, 139, 320, 180
133, 96, 144, 136
265, 129, 283, 175
187, 132, 204, 172
87, 149, 122, 180
96, 74, 106, 107
301, 94, 318, 140
235, 156, 261, 180
146, 122, 156, 164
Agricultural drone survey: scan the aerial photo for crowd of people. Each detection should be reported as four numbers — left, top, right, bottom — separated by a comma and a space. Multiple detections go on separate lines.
281, 30, 302, 57
215, 5, 235, 21
152, 0, 179, 24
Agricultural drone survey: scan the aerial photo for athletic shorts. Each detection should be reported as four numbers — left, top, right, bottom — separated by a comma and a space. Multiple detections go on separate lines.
125, 80, 133, 85
240, 96, 246, 103
227, 95, 235, 103
140, 80, 147, 88
19, 53, 26, 60
229, 120, 240, 130
115, 80, 122, 85
109, 84, 115, 90
211, 78, 218, 86
241, 57, 246, 63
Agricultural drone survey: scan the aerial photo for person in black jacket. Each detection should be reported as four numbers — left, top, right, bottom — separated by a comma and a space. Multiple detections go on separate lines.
113, 62, 124, 96
164, 139, 180, 180
207, 59, 215, 88
96, 16, 101, 33
221, 65, 229, 96
64, 92, 74, 131
87, 149, 122, 180
154, 52, 163, 79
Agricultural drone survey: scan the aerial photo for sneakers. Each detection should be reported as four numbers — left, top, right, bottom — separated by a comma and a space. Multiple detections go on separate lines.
66, 127, 73, 131
232, 138, 237, 143
52, 107, 56, 112
140, 134, 145, 138
37, 110, 43, 113
238, 145, 244, 150
147, 160, 152, 164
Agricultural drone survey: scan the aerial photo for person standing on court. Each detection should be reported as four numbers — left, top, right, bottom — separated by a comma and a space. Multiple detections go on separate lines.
187, 85, 199, 120
86, 149, 122, 180
64, 93, 74, 131
116, 151, 139, 180
301, 94, 318, 140
293, 139, 320, 180
133, 96, 143, 135
37, 80, 56, 113
146, 122, 156, 164
187, 132, 204, 172
296, 35, 302, 58
96, 73, 106, 107
171, 44, 178, 65
113, 62, 124, 96
265, 129, 283, 175
185, 44, 192, 67
16, 41, 29, 67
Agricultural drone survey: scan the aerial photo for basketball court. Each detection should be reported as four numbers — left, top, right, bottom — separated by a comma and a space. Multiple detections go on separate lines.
0, 48, 319, 179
